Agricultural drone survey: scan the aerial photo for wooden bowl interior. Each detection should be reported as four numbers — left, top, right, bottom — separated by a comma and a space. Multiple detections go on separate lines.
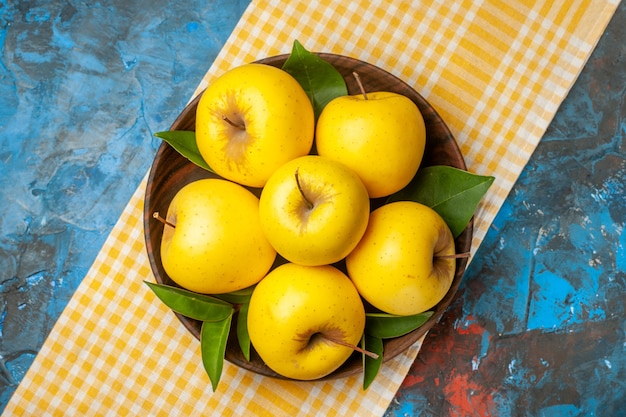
144, 53, 472, 380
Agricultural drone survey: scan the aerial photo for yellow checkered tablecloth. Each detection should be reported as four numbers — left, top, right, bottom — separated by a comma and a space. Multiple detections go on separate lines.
5, 0, 620, 415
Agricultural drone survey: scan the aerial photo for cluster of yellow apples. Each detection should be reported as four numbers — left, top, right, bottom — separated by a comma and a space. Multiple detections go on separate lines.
158, 63, 457, 380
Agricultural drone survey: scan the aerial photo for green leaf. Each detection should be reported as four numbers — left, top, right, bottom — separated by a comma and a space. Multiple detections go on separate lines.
282, 40, 348, 120
365, 311, 434, 339
236, 302, 251, 361
362, 334, 384, 390
201, 315, 233, 391
144, 281, 234, 322
153, 130, 214, 173
211, 285, 255, 305
388, 165, 495, 237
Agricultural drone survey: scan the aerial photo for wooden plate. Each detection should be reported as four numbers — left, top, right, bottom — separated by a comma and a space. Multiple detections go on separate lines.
143, 53, 472, 380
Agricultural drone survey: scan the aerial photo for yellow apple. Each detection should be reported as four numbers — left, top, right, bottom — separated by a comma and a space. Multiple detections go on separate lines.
247, 263, 366, 380
158, 178, 276, 294
346, 201, 456, 315
315, 91, 426, 198
195, 63, 314, 188
258, 155, 370, 266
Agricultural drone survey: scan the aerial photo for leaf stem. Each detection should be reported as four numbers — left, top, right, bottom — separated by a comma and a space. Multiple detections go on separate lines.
153, 212, 176, 228
320, 334, 380, 359
352, 72, 368, 100
222, 115, 245, 130
294, 168, 315, 210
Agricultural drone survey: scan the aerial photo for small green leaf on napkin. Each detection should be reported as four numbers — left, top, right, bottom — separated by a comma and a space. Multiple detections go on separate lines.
154, 130, 214, 173
388, 165, 495, 237
236, 301, 251, 361
144, 281, 234, 322
365, 311, 434, 339
201, 315, 233, 391
282, 40, 348, 120
362, 334, 384, 390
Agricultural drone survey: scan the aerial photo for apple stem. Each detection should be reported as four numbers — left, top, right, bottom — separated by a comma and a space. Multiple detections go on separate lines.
222, 115, 245, 130
352, 72, 368, 100
153, 212, 176, 228
319, 334, 380, 359
436, 252, 471, 259
294, 168, 315, 210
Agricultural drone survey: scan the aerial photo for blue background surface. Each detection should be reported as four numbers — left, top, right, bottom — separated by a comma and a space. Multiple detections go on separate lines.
384, 2, 626, 415
1, 1, 624, 415
0, 0, 249, 409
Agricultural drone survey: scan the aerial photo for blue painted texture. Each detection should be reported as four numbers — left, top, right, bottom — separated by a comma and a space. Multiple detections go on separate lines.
385, 2, 626, 416
0, 0, 250, 410
0, 0, 624, 415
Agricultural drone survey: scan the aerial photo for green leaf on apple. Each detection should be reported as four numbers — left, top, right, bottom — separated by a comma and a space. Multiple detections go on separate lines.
144, 281, 234, 322
365, 311, 434, 339
211, 285, 255, 305
201, 314, 233, 391
361, 334, 384, 390
281, 40, 348, 120
208, 286, 253, 360
153, 130, 215, 173
236, 301, 251, 361
388, 165, 495, 237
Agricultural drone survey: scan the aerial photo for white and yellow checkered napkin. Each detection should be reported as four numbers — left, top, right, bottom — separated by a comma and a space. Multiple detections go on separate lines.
5, 0, 619, 415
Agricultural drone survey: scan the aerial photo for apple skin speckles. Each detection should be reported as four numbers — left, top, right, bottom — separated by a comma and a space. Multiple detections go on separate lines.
247, 263, 365, 380
259, 155, 370, 266
196, 64, 314, 188
347, 201, 455, 316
